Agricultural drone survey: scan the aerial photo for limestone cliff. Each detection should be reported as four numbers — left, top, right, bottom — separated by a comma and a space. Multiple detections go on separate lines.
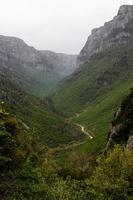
77, 5, 133, 65
0, 35, 77, 94
40, 50, 77, 77
106, 88, 133, 150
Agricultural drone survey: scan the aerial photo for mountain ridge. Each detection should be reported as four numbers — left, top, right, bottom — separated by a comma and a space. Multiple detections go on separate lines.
77, 4, 133, 65
0, 35, 77, 95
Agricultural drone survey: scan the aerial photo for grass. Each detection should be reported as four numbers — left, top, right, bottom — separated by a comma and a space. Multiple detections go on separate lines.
72, 79, 133, 155
0, 75, 85, 148
54, 79, 133, 165
52, 42, 133, 157
53, 42, 133, 116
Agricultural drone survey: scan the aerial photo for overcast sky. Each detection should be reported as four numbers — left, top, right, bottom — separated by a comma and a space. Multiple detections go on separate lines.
0, 0, 133, 54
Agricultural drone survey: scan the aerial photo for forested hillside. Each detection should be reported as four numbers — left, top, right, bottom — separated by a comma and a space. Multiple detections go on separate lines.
0, 90, 133, 199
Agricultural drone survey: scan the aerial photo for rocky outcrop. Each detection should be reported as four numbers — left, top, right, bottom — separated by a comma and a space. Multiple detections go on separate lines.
127, 135, 133, 149
77, 5, 133, 65
106, 88, 133, 150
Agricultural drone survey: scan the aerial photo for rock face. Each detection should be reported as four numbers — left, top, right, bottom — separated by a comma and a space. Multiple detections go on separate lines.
40, 50, 77, 77
106, 88, 133, 150
77, 5, 133, 65
127, 135, 133, 149
0, 35, 77, 94
0, 35, 40, 65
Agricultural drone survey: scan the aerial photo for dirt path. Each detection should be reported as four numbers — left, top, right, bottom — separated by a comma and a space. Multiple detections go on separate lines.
54, 112, 94, 151
74, 123, 93, 139
55, 121, 94, 151
68, 112, 94, 139
75, 113, 80, 117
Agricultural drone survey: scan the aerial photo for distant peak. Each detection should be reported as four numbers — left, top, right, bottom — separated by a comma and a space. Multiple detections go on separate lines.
118, 5, 133, 15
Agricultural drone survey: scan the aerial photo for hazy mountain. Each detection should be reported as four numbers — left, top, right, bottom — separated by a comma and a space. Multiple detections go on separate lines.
0, 35, 77, 95
40, 50, 77, 77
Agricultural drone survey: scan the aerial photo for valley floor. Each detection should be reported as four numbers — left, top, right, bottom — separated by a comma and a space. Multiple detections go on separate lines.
55, 122, 94, 151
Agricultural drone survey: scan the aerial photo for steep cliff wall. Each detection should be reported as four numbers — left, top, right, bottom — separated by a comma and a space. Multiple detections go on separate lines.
106, 89, 133, 150
77, 5, 133, 65
0, 35, 77, 95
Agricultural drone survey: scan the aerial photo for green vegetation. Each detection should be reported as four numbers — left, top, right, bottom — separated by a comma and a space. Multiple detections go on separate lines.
0, 33, 133, 199
106, 88, 133, 148
72, 79, 133, 155
31, 71, 62, 96
0, 75, 84, 147
0, 111, 133, 200
53, 42, 133, 154
53, 42, 133, 115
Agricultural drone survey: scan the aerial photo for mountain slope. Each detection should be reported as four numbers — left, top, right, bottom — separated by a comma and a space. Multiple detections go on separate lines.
0, 72, 85, 147
40, 51, 77, 77
53, 42, 133, 115
0, 35, 77, 96
77, 5, 133, 65
53, 5, 133, 154
53, 43, 133, 154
